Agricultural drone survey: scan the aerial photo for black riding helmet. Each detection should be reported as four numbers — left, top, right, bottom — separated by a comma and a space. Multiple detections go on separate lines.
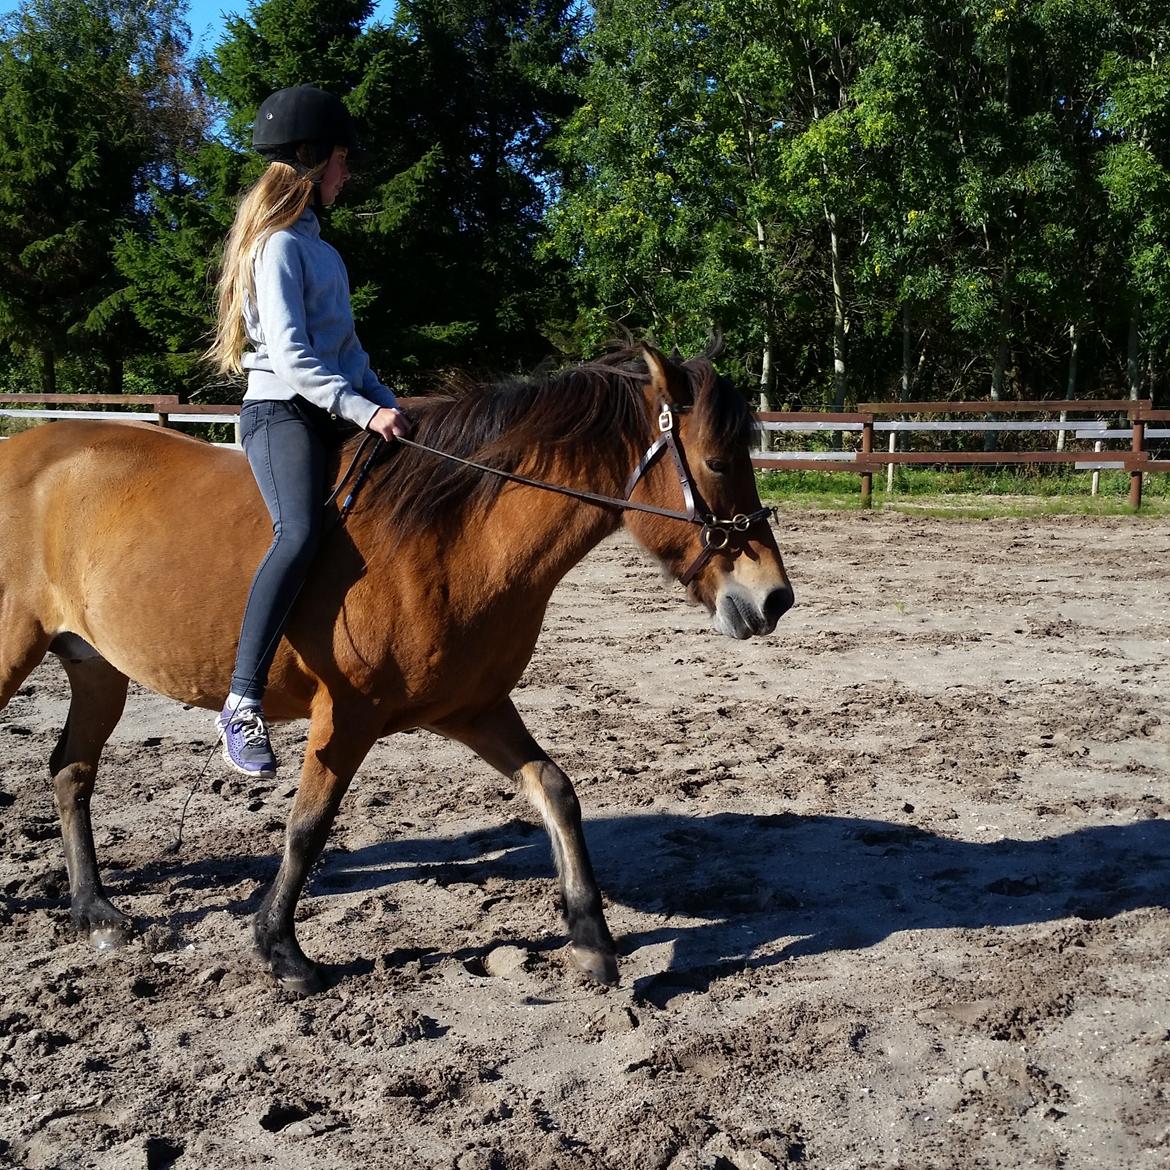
252, 84, 357, 171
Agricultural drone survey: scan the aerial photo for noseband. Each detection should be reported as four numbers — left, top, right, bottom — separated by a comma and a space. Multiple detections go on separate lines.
363, 403, 773, 587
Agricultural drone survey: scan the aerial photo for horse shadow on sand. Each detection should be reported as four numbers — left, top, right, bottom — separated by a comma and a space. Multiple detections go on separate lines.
122, 807, 1170, 1005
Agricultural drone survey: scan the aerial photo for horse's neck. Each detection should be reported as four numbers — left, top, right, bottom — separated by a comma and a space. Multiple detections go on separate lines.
378, 447, 628, 612
474, 452, 626, 600
506, 491, 621, 594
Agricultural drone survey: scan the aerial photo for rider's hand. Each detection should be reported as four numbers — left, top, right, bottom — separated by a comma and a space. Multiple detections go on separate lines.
366, 407, 411, 441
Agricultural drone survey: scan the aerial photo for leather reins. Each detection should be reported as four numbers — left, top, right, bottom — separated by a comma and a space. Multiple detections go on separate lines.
344, 403, 775, 587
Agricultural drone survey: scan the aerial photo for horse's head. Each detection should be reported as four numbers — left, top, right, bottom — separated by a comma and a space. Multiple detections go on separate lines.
621, 346, 794, 639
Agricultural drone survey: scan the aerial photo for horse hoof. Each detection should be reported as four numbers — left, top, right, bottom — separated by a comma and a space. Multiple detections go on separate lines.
271, 958, 327, 996
79, 907, 134, 951
88, 921, 132, 951
276, 969, 326, 996
570, 944, 619, 985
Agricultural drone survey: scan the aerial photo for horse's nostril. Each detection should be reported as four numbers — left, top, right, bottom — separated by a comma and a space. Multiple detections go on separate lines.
764, 584, 794, 623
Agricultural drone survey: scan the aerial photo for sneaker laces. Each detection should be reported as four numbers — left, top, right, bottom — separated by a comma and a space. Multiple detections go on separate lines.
229, 707, 270, 747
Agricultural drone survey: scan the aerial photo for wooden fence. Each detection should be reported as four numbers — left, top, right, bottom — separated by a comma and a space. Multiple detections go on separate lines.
3, 394, 1169, 509
754, 399, 1170, 509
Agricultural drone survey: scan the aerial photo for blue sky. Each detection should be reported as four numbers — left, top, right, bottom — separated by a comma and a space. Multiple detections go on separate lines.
186, 1, 247, 53
1, 2, 398, 55
185, 1, 398, 53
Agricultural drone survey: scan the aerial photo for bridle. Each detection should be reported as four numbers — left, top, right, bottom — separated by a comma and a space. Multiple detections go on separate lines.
339, 402, 775, 587
621, 403, 774, 585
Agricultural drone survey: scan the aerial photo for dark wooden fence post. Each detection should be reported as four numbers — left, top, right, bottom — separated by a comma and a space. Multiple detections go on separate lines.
860, 416, 874, 508
1130, 412, 1145, 511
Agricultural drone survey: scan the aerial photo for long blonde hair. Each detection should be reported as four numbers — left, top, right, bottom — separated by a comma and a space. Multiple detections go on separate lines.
206, 160, 319, 374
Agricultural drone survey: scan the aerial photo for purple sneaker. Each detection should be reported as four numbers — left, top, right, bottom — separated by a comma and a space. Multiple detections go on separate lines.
216, 704, 277, 778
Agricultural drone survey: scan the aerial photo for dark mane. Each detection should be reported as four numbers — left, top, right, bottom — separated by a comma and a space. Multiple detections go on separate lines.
345, 348, 753, 538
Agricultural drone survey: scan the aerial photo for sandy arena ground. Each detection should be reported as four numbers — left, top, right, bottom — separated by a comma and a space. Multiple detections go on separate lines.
1, 509, 1169, 1170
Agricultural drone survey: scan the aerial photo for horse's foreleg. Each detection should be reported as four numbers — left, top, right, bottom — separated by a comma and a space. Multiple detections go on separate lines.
51, 656, 131, 949
253, 708, 374, 995
439, 699, 617, 984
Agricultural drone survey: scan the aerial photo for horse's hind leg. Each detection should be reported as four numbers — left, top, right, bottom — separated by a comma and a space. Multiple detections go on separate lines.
438, 698, 618, 984
50, 653, 132, 948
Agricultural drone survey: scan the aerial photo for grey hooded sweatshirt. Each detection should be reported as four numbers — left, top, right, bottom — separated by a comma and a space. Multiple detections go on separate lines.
241, 208, 398, 429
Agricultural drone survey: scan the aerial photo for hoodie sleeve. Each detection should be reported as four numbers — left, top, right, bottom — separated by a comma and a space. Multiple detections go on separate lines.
359, 363, 400, 409
348, 316, 398, 407
253, 233, 381, 429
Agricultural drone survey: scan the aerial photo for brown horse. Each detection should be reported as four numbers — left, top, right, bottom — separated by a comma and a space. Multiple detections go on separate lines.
0, 346, 792, 993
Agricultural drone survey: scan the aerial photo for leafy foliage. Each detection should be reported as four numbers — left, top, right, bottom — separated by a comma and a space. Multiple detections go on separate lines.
550, 0, 1170, 408
1, 0, 1168, 408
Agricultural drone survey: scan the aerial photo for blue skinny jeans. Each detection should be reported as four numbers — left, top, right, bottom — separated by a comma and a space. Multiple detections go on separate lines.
230, 398, 334, 703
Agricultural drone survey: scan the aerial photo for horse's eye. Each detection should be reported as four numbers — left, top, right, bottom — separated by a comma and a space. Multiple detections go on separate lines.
705, 458, 730, 475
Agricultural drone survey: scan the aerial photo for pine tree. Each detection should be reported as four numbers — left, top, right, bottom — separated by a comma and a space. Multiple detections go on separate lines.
350, 0, 586, 377
0, 0, 199, 392
120, 0, 585, 393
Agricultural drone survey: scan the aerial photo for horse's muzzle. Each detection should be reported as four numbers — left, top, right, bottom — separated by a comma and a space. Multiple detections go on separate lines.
713, 583, 794, 639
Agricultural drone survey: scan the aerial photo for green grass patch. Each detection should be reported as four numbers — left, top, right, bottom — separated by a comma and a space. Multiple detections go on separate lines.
756, 466, 1170, 518
879, 495, 1170, 519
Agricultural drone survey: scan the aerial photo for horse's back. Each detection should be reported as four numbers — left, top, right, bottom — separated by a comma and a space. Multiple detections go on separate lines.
1, 420, 244, 511
1, 418, 243, 488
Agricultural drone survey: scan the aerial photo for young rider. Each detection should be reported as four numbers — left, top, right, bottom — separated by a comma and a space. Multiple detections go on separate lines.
207, 84, 409, 777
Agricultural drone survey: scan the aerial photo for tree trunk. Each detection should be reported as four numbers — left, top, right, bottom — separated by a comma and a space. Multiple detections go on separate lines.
805, 48, 848, 425
1057, 321, 1079, 453
829, 207, 846, 416
1128, 311, 1141, 401
984, 336, 1008, 453
901, 304, 913, 401
106, 353, 124, 395
754, 213, 774, 415
39, 346, 56, 396
759, 330, 774, 414
982, 292, 1010, 451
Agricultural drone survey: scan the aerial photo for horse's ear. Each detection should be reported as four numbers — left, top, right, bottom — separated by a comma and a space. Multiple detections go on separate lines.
641, 344, 672, 401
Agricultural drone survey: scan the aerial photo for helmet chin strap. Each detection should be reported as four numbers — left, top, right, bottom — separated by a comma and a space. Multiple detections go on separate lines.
280, 143, 330, 209
285, 161, 323, 212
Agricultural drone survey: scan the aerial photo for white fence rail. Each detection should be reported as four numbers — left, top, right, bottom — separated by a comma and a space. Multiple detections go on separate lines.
0, 404, 241, 447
